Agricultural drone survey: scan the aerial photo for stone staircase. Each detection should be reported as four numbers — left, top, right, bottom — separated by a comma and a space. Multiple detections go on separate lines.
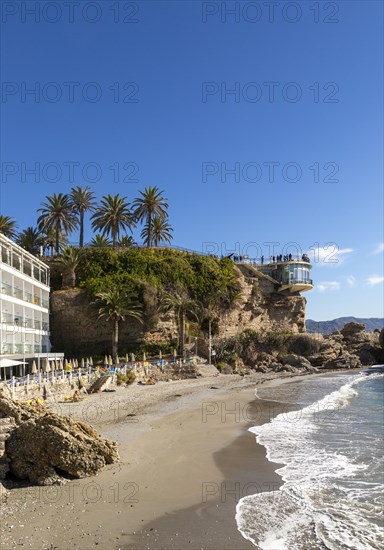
0, 417, 13, 480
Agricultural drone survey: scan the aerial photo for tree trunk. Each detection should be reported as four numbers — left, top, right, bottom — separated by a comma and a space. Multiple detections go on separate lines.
62, 268, 75, 289
180, 309, 186, 361
55, 224, 60, 254
112, 319, 119, 364
79, 213, 84, 247
147, 213, 152, 247
112, 228, 117, 247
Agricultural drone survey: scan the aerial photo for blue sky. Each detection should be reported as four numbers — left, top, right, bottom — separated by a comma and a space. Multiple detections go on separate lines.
0, 0, 383, 321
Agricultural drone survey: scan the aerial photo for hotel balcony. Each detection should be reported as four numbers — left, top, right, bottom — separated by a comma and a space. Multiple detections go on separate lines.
0, 237, 49, 287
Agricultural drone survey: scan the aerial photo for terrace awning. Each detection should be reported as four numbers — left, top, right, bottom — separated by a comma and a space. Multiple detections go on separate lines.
0, 359, 27, 368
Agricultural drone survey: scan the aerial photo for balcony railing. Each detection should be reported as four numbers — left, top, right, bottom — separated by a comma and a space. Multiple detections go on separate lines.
1, 343, 48, 354
0, 317, 49, 331
1, 313, 13, 324
286, 278, 313, 285
1, 282, 12, 296
1, 246, 50, 285
1, 344, 13, 354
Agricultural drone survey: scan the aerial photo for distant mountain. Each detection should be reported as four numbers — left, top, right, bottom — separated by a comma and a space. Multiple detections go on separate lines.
306, 317, 384, 335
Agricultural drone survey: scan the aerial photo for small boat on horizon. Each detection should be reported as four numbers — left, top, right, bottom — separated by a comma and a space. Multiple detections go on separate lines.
362, 365, 384, 375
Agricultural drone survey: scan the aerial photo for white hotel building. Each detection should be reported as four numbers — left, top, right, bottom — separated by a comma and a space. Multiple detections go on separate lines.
0, 233, 61, 378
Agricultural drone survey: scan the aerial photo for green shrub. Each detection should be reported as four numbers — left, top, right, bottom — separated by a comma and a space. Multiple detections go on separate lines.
287, 335, 321, 357
116, 372, 127, 386
116, 370, 136, 386
125, 370, 136, 385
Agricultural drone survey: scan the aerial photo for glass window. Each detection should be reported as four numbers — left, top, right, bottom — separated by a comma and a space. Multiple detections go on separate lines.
12, 253, 21, 270
23, 259, 32, 276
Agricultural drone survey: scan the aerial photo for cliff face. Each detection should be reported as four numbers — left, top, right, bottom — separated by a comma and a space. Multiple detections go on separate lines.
218, 270, 306, 336
50, 267, 307, 356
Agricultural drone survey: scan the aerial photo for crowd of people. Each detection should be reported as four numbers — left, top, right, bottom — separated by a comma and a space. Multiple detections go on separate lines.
207, 252, 311, 264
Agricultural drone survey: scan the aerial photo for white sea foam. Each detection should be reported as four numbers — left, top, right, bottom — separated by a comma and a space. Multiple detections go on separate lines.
236, 373, 384, 549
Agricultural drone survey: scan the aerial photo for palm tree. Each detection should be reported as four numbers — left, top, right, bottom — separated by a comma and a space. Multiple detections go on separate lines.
37, 194, 78, 254
92, 287, 143, 364
42, 228, 69, 256
91, 194, 135, 247
117, 235, 136, 247
159, 289, 199, 360
69, 186, 96, 247
89, 234, 112, 247
0, 215, 18, 240
142, 216, 173, 247
56, 247, 82, 288
17, 227, 45, 255
133, 187, 169, 247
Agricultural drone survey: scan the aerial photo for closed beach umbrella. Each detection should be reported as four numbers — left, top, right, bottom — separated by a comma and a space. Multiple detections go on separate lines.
173, 348, 177, 358
104, 355, 108, 365
52, 360, 57, 371
130, 353, 135, 362
81, 358, 85, 369
108, 356, 113, 367
44, 360, 51, 373
59, 359, 64, 370
116, 355, 120, 365
125, 353, 129, 363
31, 360, 37, 374
89, 357, 93, 366
159, 350, 162, 360
142, 352, 146, 362
75, 359, 79, 368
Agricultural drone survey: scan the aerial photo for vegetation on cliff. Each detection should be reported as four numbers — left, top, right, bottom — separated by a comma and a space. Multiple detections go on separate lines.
49, 247, 241, 357
76, 247, 240, 311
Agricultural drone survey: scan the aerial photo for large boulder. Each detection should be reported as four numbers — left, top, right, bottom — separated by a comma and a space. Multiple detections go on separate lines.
280, 354, 313, 370
0, 390, 119, 485
323, 352, 361, 370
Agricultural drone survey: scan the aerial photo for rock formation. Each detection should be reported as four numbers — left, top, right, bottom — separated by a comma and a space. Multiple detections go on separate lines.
219, 322, 384, 374
50, 270, 307, 356
0, 389, 119, 486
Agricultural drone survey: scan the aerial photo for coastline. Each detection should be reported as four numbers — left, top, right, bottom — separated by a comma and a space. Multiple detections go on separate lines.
0, 369, 360, 550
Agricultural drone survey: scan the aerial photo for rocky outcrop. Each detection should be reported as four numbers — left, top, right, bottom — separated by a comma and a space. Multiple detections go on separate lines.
218, 322, 383, 374
50, 270, 307, 357
307, 323, 383, 369
0, 390, 119, 486
220, 271, 306, 336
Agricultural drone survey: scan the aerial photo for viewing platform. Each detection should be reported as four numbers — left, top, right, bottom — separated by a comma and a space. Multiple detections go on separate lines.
238, 258, 313, 294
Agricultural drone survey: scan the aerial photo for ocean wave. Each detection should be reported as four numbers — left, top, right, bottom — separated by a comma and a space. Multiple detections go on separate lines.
236, 373, 384, 549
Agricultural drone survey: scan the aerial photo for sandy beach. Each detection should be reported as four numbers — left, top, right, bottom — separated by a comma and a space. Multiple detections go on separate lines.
0, 371, 312, 550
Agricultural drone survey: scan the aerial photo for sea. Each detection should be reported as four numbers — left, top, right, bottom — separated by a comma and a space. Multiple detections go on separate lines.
236, 370, 384, 549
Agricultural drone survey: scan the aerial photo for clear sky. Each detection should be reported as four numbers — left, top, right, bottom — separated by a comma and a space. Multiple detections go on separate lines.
0, 0, 383, 321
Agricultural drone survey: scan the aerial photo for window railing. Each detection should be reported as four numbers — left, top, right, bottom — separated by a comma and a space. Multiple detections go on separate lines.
14, 288, 23, 300
0, 316, 49, 330
1, 313, 13, 324
288, 278, 313, 285
1, 343, 13, 354
23, 291, 32, 303
1, 282, 12, 296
